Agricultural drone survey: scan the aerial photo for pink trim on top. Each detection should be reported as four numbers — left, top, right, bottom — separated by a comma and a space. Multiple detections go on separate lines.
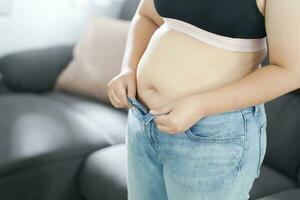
162, 17, 267, 52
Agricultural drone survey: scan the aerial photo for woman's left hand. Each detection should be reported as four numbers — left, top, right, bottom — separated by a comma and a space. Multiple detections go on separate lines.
149, 94, 206, 134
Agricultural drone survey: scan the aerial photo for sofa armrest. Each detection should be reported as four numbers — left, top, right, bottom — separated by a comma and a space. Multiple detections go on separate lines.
0, 44, 74, 93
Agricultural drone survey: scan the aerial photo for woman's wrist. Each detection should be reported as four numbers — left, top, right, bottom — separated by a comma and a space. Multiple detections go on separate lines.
120, 65, 137, 74
188, 93, 208, 119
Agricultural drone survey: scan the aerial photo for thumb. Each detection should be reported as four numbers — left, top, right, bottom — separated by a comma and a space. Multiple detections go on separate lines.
149, 104, 173, 115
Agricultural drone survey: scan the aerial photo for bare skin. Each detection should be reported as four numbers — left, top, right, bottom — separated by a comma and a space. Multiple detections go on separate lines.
136, 24, 267, 112
108, 0, 267, 110
107, 0, 300, 134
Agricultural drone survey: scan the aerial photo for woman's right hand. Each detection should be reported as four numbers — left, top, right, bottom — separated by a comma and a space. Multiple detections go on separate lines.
106, 68, 137, 109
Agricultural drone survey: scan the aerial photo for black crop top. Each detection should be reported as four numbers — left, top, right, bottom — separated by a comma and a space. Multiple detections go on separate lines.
153, 0, 266, 39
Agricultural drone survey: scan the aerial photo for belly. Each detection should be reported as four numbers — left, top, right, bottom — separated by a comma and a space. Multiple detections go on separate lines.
135, 24, 267, 111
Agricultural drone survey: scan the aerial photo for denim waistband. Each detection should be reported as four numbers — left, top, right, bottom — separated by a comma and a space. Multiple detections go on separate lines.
127, 95, 264, 125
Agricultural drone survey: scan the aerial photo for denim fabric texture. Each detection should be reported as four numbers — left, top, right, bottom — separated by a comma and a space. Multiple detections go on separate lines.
125, 95, 267, 200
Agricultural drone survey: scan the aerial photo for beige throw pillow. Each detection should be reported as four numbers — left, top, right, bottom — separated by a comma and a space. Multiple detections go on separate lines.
54, 17, 131, 102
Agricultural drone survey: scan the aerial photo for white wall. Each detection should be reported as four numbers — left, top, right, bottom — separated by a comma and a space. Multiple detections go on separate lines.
0, 0, 125, 56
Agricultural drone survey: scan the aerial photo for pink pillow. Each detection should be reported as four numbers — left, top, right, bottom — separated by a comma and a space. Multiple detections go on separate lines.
54, 17, 131, 102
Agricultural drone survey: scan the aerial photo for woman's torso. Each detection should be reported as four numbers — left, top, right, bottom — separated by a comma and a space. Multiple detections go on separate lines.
135, 0, 268, 111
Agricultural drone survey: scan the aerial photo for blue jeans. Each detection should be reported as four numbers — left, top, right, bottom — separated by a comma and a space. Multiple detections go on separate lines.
125, 95, 267, 200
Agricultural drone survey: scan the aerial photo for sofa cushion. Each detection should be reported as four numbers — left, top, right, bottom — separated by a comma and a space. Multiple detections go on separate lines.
0, 45, 73, 93
250, 165, 297, 199
79, 143, 127, 200
256, 188, 300, 200
119, 0, 139, 20
54, 17, 130, 103
0, 91, 127, 175
263, 92, 300, 183
0, 156, 84, 200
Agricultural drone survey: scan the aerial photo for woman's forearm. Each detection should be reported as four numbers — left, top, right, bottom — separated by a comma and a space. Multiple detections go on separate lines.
193, 64, 300, 117
120, 14, 159, 73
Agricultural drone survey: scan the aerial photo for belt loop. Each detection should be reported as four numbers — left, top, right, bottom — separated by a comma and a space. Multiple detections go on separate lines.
253, 104, 260, 116
127, 96, 148, 114
144, 114, 156, 126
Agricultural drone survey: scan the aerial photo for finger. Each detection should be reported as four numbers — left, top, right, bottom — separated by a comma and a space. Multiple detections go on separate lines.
126, 80, 136, 109
107, 90, 119, 108
154, 114, 172, 127
127, 79, 136, 98
115, 85, 129, 108
156, 124, 176, 134
109, 89, 123, 108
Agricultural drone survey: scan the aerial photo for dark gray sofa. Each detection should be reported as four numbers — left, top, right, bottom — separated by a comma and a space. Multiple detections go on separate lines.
1, 0, 300, 200
0, 44, 128, 200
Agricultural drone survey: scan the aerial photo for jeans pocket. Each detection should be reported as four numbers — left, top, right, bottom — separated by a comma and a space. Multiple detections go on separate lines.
183, 132, 247, 173
257, 123, 267, 177
185, 111, 246, 143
